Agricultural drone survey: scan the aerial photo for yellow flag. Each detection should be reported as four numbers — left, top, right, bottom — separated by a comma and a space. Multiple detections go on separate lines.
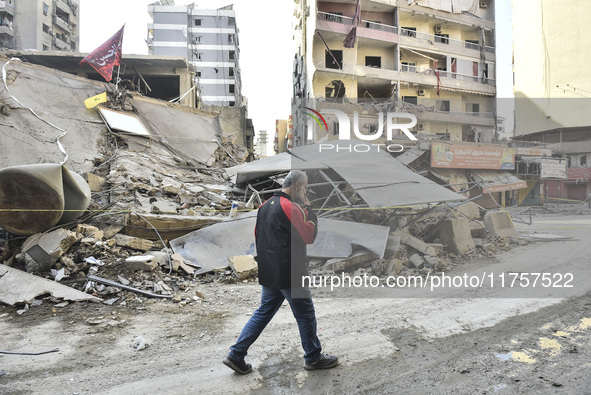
84, 91, 107, 109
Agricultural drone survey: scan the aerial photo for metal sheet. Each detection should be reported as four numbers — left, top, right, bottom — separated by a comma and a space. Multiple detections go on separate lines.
292, 140, 466, 208
470, 170, 527, 193
169, 213, 390, 275
225, 152, 328, 186
170, 212, 258, 275
308, 219, 389, 258
0, 265, 102, 305
396, 147, 426, 165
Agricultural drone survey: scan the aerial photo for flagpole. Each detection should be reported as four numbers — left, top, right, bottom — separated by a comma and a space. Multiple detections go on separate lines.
115, 64, 121, 91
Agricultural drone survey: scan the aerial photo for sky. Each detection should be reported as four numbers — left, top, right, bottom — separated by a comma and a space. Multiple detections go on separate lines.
80, 0, 514, 145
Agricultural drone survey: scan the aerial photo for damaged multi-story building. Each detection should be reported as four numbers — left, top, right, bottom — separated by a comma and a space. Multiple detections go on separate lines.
0, 0, 80, 51
147, 1, 253, 159
292, 0, 496, 146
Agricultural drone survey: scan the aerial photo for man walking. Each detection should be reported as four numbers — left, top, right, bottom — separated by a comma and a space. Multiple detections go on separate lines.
223, 170, 338, 374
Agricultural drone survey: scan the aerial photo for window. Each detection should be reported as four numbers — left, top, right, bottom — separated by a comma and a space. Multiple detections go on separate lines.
436, 100, 450, 112
401, 27, 416, 38
229, 50, 235, 60
192, 36, 202, 44
325, 49, 342, 69
229, 101, 235, 106
402, 96, 418, 105
434, 33, 449, 44
466, 103, 480, 113
465, 39, 479, 50
42, 24, 51, 34
43, 3, 49, 15
365, 56, 381, 68
194, 52, 203, 60
229, 67, 234, 77
196, 71, 202, 77
71, 41, 76, 50
228, 34, 235, 44
364, 20, 381, 29
42, 44, 49, 51
194, 19, 202, 26
581, 155, 587, 167
229, 84, 235, 94
228, 17, 235, 26
401, 62, 416, 72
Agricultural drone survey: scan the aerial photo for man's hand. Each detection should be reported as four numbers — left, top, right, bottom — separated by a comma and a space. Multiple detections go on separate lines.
301, 194, 310, 206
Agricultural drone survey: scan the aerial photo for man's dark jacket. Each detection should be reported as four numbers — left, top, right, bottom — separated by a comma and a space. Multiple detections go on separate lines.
255, 191, 318, 289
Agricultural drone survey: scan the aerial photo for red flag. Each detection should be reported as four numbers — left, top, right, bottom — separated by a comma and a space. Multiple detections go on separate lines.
343, 0, 361, 48
80, 25, 124, 82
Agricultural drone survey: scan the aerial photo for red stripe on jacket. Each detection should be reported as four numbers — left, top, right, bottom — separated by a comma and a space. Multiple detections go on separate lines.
280, 196, 316, 244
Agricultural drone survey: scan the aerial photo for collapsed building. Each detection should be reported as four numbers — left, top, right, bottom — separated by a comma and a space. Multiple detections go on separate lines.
0, 55, 526, 310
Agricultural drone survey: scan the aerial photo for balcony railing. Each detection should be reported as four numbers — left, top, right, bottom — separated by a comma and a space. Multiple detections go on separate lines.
400, 27, 494, 53
433, 110, 495, 118
0, 1, 14, 15
401, 65, 495, 85
318, 11, 397, 33
53, 15, 69, 31
53, 36, 70, 50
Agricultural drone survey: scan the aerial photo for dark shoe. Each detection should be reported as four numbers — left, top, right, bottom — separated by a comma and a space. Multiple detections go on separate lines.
223, 354, 252, 375
304, 353, 339, 370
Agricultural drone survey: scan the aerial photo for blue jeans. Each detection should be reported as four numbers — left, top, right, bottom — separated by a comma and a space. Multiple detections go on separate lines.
229, 286, 322, 364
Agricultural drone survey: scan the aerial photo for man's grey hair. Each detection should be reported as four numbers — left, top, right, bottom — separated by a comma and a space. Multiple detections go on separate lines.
283, 170, 308, 188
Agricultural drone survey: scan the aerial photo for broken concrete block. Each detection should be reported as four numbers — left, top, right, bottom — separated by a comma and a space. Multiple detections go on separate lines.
83, 173, 106, 192
162, 185, 181, 196
102, 224, 124, 239
408, 253, 423, 268
114, 234, 154, 251
483, 211, 518, 238
124, 213, 225, 240
395, 230, 439, 256
454, 202, 481, 220
325, 251, 378, 273
125, 255, 158, 272
386, 258, 404, 276
469, 220, 486, 237
22, 229, 78, 272
77, 224, 99, 236
480, 243, 495, 252
438, 218, 475, 255
151, 200, 178, 215
229, 255, 258, 279
424, 256, 440, 268
427, 243, 444, 255
202, 190, 230, 206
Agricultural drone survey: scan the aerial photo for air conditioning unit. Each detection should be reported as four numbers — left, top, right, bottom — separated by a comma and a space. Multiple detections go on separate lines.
434, 25, 442, 34
417, 89, 425, 96
480, 0, 487, 8
417, 123, 425, 130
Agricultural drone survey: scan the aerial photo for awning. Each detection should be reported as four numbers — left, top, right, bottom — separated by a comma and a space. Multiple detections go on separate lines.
225, 152, 328, 186
567, 168, 591, 182
470, 170, 527, 193
292, 140, 466, 208
396, 147, 427, 166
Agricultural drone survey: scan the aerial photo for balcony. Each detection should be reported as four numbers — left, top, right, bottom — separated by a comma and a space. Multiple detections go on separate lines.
55, 0, 71, 15
317, 11, 398, 44
53, 15, 69, 32
400, 64, 494, 86
400, 28, 494, 56
0, 1, 14, 16
53, 36, 70, 50
0, 25, 13, 38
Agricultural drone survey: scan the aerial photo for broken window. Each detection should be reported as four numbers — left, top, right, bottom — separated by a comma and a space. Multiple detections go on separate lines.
229, 84, 235, 94
194, 19, 202, 26
365, 56, 381, 68
229, 50, 235, 60
581, 155, 587, 167
194, 52, 203, 60
229, 101, 235, 106
325, 49, 342, 69
401, 27, 416, 38
42, 24, 50, 34
228, 34, 235, 44
229, 67, 234, 77
434, 33, 449, 44
465, 39, 479, 50
43, 3, 49, 15
401, 62, 416, 72
402, 96, 418, 105
192, 36, 202, 44
325, 80, 345, 101
325, 12, 343, 23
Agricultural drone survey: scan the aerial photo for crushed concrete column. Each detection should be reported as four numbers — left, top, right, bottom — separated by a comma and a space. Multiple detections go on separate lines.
438, 218, 475, 254
483, 211, 518, 237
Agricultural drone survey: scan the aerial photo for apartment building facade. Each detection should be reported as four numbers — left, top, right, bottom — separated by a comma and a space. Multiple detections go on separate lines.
2, 0, 80, 51
147, 1, 243, 107
292, 0, 496, 146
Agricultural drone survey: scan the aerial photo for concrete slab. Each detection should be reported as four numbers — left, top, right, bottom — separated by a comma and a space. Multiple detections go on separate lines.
483, 211, 518, 237
438, 218, 476, 254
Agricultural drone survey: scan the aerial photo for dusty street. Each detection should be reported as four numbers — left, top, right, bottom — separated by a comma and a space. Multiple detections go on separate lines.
1, 211, 590, 394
